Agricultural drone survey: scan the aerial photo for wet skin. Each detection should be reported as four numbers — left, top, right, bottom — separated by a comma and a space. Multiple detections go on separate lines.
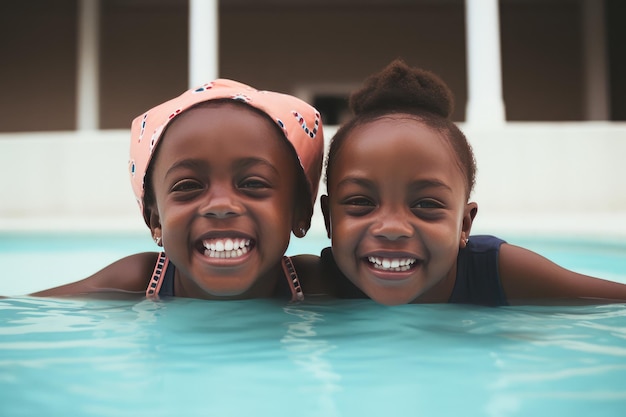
322, 115, 476, 305
147, 104, 304, 299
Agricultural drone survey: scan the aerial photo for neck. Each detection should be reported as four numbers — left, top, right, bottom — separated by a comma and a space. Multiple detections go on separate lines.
174, 264, 282, 300
413, 263, 458, 304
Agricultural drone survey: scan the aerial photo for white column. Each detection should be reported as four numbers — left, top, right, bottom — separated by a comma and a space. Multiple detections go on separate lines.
582, 0, 610, 120
464, 0, 505, 125
76, 0, 100, 130
189, 0, 219, 88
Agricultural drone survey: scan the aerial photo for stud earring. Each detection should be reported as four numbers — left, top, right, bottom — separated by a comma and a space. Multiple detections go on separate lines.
299, 227, 307, 237
154, 236, 162, 246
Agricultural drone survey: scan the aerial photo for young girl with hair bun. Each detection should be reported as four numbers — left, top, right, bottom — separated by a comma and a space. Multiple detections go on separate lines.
319, 59, 626, 306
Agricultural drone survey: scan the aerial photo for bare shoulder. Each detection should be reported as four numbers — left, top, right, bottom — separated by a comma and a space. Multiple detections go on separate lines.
31, 252, 161, 297
499, 243, 626, 304
291, 254, 336, 296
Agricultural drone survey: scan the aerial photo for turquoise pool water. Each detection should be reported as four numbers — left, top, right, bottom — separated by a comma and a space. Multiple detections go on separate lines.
1, 233, 625, 416
1, 297, 626, 417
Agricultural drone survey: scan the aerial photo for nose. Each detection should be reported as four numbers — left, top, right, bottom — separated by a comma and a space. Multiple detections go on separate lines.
200, 184, 243, 219
370, 207, 413, 241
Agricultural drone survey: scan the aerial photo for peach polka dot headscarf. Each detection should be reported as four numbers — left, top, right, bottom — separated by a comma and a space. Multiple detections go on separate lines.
129, 79, 324, 225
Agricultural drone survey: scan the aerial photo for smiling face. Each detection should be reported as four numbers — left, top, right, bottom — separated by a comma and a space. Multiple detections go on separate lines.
322, 115, 476, 305
147, 103, 304, 299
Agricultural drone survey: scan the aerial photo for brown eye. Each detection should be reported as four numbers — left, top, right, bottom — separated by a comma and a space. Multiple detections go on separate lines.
346, 197, 374, 207
413, 199, 444, 209
239, 178, 270, 189
171, 179, 203, 192
342, 196, 376, 216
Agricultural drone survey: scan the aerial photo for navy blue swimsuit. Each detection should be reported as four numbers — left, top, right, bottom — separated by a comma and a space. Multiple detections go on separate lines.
320, 235, 508, 306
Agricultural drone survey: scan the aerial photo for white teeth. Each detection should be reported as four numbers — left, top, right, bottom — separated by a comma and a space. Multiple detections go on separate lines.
203, 238, 251, 259
367, 256, 416, 272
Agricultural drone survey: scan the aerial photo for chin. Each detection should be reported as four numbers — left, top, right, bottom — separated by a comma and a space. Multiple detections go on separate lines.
199, 280, 256, 299
369, 291, 415, 306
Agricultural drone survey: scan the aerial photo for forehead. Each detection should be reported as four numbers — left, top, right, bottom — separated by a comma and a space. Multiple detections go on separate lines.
332, 116, 464, 186
154, 104, 297, 170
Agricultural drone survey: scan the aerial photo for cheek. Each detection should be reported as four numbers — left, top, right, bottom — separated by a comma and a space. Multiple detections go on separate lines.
423, 226, 462, 269
420, 223, 459, 253
260, 193, 297, 233
327, 206, 345, 236
329, 212, 363, 253
282, 190, 299, 215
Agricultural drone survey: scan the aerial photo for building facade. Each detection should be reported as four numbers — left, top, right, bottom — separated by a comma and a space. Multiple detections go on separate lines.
1, 0, 625, 133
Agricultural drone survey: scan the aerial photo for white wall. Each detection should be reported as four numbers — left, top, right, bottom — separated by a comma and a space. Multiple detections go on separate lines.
0, 130, 142, 233
1, 123, 626, 239
464, 123, 626, 238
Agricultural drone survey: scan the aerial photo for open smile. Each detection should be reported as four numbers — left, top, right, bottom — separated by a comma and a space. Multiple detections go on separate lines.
367, 256, 417, 272
361, 251, 423, 281
203, 237, 252, 258
197, 236, 256, 262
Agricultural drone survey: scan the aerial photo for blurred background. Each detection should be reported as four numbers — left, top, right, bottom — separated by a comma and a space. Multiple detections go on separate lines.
1, 0, 625, 238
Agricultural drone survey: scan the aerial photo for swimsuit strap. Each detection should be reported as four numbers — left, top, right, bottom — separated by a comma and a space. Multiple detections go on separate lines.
282, 255, 304, 302
146, 252, 169, 299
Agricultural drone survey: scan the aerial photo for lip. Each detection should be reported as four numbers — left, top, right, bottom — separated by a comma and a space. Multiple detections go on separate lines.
194, 231, 256, 267
362, 251, 422, 281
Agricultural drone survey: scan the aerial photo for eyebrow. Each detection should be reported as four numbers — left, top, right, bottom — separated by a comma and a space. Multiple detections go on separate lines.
233, 157, 280, 175
165, 159, 206, 179
165, 157, 280, 178
408, 179, 453, 193
336, 177, 375, 190
336, 176, 453, 192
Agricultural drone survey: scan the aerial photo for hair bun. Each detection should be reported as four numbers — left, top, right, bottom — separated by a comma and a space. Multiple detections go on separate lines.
350, 59, 454, 119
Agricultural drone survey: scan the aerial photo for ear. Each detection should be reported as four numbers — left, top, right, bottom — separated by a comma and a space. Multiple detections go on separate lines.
147, 206, 163, 246
320, 195, 331, 239
460, 202, 478, 249
292, 201, 312, 238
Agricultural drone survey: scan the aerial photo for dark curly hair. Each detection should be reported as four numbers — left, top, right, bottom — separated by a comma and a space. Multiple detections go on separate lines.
325, 59, 476, 199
